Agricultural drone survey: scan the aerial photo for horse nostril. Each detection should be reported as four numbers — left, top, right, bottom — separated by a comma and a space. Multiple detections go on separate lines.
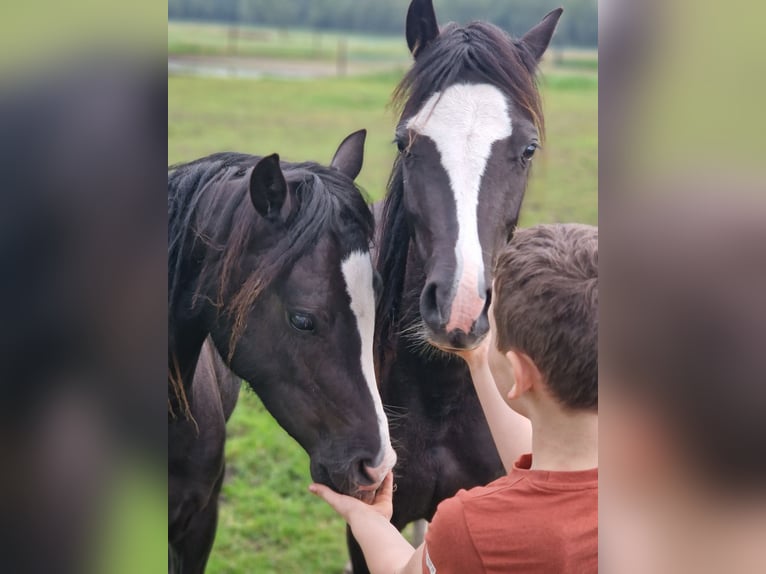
420, 282, 442, 329
470, 292, 492, 340
354, 459, 376, 486
423, 282, 438, 311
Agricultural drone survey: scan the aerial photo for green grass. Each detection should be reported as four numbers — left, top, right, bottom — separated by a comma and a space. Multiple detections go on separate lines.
522, 73, 598, 226
169, 68, 596, 573
207, 388, 350, 573
168, 71, 597, 219
169, 72, 401, 200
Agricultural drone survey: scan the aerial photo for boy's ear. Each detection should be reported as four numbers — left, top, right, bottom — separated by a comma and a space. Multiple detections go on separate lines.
506, 350, 541, 400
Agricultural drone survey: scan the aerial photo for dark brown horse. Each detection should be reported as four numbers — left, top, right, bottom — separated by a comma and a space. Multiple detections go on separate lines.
349, 2, 563, 571
168, 339, 239, 574
168, 131, 397, 573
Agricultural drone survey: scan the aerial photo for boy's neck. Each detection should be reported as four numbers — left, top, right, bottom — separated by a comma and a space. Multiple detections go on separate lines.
527, 405, 598, 471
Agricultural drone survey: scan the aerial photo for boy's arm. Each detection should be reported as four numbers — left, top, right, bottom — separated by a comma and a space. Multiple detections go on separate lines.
309, 473, 425, 574
345, 515, 424, 574
460, 343, 531, 473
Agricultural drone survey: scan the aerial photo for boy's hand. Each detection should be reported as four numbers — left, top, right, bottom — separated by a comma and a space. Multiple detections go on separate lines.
454, 335, 490, 369
309, 471, 395, 523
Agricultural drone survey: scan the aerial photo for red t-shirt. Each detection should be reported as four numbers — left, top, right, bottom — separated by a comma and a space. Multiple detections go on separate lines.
422, 454, 598, 573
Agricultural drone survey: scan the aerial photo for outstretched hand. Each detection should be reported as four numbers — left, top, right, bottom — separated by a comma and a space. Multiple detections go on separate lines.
453, 334, 491, 369
309, 471, 395, 523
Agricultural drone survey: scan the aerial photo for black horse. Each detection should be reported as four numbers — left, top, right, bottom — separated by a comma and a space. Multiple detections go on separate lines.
168, 131, 397, 573
349, 2, 563, 571
168, 339, 239, 574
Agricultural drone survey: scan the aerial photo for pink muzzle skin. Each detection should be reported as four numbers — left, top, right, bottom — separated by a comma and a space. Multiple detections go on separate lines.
445, 258, 485, 334
357, 446, 398, 494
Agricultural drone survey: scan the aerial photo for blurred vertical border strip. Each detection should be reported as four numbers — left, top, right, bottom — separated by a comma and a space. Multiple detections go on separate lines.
0, 0, 168, 573
600, 0, 766, 572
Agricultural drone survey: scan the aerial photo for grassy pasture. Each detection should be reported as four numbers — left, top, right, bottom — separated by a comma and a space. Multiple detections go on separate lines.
169, 65, 596, 573
168, 72, 597, 222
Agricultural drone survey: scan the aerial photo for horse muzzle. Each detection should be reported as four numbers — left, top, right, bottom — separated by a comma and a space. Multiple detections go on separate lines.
420, 278, 490, 350
311, 445, 397, 499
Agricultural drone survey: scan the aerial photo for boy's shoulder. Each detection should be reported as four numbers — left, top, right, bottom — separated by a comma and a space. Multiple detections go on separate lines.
458, 454, 598, 501
426, 457, 598, 572
435, 455, 598, 530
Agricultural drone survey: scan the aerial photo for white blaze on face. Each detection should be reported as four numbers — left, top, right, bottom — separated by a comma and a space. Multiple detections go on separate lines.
406, 83, 512, 333
341, 250, 396, 477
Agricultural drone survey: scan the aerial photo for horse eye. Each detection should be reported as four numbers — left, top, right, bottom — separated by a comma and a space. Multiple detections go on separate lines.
396, 139, 407, 153
288, 312, 315, 332
522, 143, 538, 160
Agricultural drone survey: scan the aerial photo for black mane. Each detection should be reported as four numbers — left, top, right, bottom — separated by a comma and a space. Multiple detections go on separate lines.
374, 157, 410, 350
169, 152, 373, 352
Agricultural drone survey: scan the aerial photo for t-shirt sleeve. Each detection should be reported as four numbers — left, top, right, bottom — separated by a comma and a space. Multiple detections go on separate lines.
422, 494, 483, 574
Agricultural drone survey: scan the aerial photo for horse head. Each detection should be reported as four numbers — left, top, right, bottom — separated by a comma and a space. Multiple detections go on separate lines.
172, 131, 396, 499
387, 1, 562, 351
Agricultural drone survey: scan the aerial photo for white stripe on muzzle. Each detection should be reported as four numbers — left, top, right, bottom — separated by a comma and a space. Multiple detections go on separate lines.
341, 251, 396, 474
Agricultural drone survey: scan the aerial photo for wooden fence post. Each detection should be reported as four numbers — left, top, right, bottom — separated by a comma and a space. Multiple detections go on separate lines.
337, 37, 347, 77
228, 26, 239, 56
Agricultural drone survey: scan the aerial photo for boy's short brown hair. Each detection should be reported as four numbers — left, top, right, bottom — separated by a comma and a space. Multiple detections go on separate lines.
493, 223, 598, 410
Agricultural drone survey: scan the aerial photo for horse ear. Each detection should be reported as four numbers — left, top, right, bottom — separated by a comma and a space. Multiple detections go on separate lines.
331, 129, 366, 180
520, 7, 563, 62
249, 154, 288, 222
406, 0, 439, 58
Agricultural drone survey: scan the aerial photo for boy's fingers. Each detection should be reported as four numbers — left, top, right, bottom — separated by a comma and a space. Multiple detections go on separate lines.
309, 483, 334, 502
379, 471, 394, 497
453, 338, 489, 363
309, 483, 352, 512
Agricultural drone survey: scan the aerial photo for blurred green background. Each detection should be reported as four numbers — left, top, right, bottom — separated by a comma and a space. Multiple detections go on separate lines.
168, 10, 597, 573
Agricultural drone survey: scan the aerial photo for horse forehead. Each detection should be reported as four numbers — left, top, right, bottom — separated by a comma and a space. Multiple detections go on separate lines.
406, 83, 512, 146
286, 243, 372, 304
285, 236, 341, 289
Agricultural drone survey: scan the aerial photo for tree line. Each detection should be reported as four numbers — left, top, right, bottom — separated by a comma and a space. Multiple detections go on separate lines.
168, 0, 597, 47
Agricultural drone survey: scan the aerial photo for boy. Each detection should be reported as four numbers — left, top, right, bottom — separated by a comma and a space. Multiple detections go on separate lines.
310, 223, 598, 573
